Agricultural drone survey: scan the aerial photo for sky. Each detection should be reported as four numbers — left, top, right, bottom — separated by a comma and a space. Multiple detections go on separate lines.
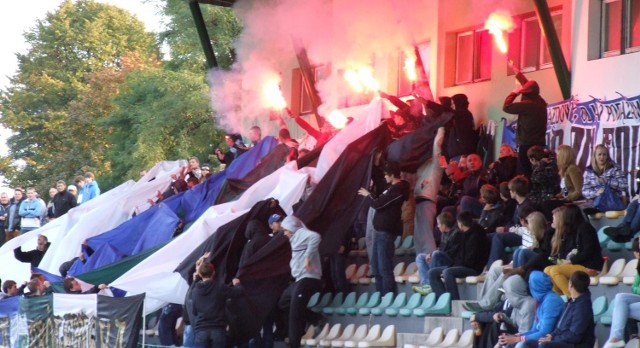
0, 0, 166, 191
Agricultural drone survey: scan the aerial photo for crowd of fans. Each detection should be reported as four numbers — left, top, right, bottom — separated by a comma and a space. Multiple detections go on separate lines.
2, 77, 640, 348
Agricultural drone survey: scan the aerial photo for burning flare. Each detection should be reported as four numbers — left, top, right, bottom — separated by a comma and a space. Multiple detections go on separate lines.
484, 10, 514, 54
404, 56, 417, 82
343, 67, 380, 93
262, 81, 287, 110
327, 110, 348, 129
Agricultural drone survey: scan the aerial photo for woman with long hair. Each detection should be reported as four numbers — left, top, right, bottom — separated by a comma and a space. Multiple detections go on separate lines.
582, 144, 627, 209
556, 145, 583, 201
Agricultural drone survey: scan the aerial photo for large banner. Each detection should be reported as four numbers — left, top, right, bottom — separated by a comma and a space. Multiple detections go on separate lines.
503, 94, 640, 195
0, 293, 144, 348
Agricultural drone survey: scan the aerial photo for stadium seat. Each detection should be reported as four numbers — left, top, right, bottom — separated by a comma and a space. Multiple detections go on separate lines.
352, 264, 370, 285
395, 235, 414, 256
452, 330, 474, 348
359, 292, 393, 316
300, 325, 316, 345
392, 262, 407, 282
460, 310, 474, 319
422, 327, 445, 348
344, 325, 381, 348
394, 236, 402, 248
600, 298, 616, 325
415, 293, 451, 316
307, 292, 321, 308
435, 328, 459, 348
349, 292, 380, 315
321, 293, 344, 314
325, 292, 356, 315
371, 293, 406, 316
309, 324, 341, 347
388, 293, 421, 317
396, 262, 418, 283
623, 259, 639, 285
592, 296, 608, 323
350, 237, 367, 257
358, 325, 395, 347
401, 292, 436, 316
597, 226, 611, 247
312, 293, 333, 312
343, 293, 372, 315
598, 259, 627, 285
303, 324, 329, 346
605, 211, 625, 219
332, 324, 367, 348
320, 323, 348, 347
607, 240, 627, 251
344, 264, 357, 280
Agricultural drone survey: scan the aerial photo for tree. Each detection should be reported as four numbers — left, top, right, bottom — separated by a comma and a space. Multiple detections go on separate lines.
101, 67, 223, 189
0, 0, 158, 191
156, 0, 242, 72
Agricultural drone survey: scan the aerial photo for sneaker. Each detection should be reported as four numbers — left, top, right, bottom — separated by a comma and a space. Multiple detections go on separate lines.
603, 340, 625, 348
462, 301, 483, 312
411, 285, 432, 296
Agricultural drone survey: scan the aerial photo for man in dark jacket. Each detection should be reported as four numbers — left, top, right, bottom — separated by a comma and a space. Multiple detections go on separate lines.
428, 211, 488, 300
191, 261, 243, 348
0, 193, 9, 246
14, 234, 50, 268
503, 80, 548, 176
52, 180, 77, 218
523, 271, 595, 348
358, 162, 410, 294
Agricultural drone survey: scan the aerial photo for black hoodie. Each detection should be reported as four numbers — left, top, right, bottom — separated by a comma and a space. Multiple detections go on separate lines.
191, 279, 243, 331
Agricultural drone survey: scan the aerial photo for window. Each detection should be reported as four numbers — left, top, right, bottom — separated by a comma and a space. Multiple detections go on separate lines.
455, 29, 491, 85
520, 11, 562, 71
601, 0, 640, 57
291, 65, 327, 116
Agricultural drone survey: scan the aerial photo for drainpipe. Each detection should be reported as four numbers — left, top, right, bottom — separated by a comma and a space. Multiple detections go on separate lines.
532, 0, 571, 99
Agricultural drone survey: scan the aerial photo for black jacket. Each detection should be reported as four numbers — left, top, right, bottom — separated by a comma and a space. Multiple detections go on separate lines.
570, 221, 604, 271
444, 109, 478, 159
479, 202, 504, 233
452, 223, 488, 273
370, 180, 410, 236
14, 242, 51, 268
550, 291, 595, 348
503, 88, 547, 146
462, 170, 488, 198
191, 279, 243, 331
440, 228, 459, 259
52, 190, 77, 218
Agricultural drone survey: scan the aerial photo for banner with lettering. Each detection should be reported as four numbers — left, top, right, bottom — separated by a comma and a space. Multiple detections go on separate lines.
0, 293, 144, 348
502, 94, 640, 195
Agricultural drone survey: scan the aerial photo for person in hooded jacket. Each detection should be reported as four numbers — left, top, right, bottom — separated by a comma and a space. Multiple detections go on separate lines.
191, 260, 243, 348
498, 271, 564, 347
442, 93, 479, 160
278, 215, 322, 348
523, 271, 595, 348
503, 79, 548, 176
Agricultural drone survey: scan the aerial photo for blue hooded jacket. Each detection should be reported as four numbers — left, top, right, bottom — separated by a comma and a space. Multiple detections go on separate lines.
520, 271, 564, 340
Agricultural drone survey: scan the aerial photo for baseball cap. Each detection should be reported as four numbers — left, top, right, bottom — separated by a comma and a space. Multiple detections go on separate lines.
268, 214, 284, 225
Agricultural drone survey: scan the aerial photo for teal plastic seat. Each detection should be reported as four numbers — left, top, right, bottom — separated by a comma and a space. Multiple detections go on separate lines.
504, 246, 517, 253
592, 296, 608, 322
360, 292, 393, 316
325, 292, 356, 315
321, 293, 343, 315
387, 293, 421, 317
394, 235, 402, 248
402, 292, 436, 316
597, 226, 611, 247
347, 292, 377, 315
411, 292, 438, 316
311, 293, 333, 313
607, 240, 625, 251
372, 293, 405, 316
395, 235, 414, 256
600, 298, 616, 325
335, 292, 364, 315
461, 310, 474, 319
307, 292, 321, 308
417, 292, 451, 316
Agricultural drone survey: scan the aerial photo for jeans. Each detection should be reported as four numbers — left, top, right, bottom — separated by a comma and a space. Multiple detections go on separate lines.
609, 292, 640, 340
278, 278, 322, 348
544, 264, 598, 296
20, 227, 37, 234
459, 196, 484, 218
158, 303, 182, 346
195, 327, 226, 348
329, 253, 349, 293
428, 266, 478, 300
414, 200, 437, 255
624, 199, 640, 232
183, 324, 195, 347
487, 232, 522, 268
370, 231, 396, 294
416, 251, 453, 286
479, 261, 506, 309
513, 248, 537, 268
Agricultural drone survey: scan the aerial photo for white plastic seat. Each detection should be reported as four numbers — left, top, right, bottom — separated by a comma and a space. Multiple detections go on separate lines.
624, 259, 639, 284
393, 262, 406, 278
345, 264, 357, 280
435, 329, 459, 348
598, 259, 627, 285
332, 325, 367, 347
351, 264, 369, 284
396, 262, 418, 283
424, 327, 444, 348
358, 325, 395, 347
345, 325, 380, 348
319, 324, 349, 347
303, 324, 329, 346
452, 330, 474, 348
